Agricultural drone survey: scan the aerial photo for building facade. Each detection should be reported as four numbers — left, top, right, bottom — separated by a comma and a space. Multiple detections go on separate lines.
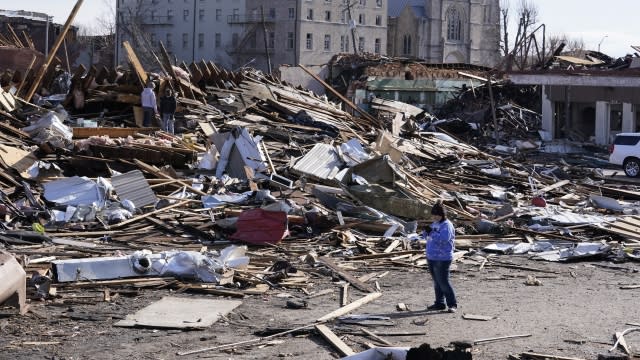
238, 0, 388, 72
387, 0, 499, 67
115, 0, 246, 68
115, 0, 387, 73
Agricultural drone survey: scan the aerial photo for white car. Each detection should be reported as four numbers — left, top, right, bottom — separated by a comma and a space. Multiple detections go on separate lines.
609, 133, 640, 177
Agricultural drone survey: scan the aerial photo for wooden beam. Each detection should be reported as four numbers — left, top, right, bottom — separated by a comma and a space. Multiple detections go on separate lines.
315, 324, 355, 356
122, 40, 148, 87
317, 292, 382, 322
319, 256, 375, 293
24, 0, 84, 102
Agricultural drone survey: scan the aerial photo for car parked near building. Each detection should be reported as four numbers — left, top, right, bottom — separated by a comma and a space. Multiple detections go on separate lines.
609, 133, 640, 177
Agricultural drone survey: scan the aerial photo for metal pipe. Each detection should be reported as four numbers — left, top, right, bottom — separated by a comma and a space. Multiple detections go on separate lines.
45, 15, 50, 56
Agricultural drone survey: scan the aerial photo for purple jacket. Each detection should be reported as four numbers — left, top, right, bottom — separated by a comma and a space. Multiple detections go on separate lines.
426, 219, 455, 261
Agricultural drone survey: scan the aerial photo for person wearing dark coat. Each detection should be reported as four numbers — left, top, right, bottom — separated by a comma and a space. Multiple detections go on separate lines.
159, 88, 177, 134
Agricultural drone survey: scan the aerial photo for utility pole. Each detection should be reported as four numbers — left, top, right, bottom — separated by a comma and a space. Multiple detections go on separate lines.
344, 0, 358, 55
260, 6, 272, 74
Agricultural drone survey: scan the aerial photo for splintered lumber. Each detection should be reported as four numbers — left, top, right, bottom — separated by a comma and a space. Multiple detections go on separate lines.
474, 333, 531, 344
25, 0, 84, 102
315, 324, 355, 356
537, 179, 570, 194
123, 40, 148, 87
317, 292, 382, 322
319, 256, 375, 293
360, 327, 392, 346
176, 323, 318, 356
110, 200, 190, 229
519, 352, 586, 360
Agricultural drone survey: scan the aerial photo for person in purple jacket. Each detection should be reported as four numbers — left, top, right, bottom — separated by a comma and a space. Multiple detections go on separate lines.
425, 201, 457, 313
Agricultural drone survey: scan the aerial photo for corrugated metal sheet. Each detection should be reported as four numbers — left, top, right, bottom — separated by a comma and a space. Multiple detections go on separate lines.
111, 170, 157, 208
43, 176, 105, 206
292, 144, 343, 181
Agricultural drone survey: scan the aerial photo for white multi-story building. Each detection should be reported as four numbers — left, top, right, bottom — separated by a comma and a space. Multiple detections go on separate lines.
115, 0, 388, 72
115, 0, 246, 69
235, 0, 388, 72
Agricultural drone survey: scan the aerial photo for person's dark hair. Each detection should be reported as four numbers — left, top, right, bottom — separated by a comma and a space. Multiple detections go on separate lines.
431, 201, 446, 221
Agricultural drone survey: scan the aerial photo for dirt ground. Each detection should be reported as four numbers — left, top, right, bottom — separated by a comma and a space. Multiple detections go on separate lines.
1, 255, 638, 360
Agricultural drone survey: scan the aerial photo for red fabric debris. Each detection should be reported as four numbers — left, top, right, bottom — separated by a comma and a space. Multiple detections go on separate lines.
230, 209, 289, 245
531, 196, 547, 207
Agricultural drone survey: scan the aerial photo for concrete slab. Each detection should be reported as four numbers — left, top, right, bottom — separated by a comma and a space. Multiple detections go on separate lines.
114, 297, 242, 329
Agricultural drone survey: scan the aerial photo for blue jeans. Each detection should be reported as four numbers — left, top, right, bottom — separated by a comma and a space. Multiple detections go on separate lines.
162, 113, 175, 134
428, 260, 457, 307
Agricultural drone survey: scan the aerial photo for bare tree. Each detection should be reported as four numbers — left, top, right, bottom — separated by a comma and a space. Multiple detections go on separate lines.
116, 0, 159, 68
500, 0, 510, 57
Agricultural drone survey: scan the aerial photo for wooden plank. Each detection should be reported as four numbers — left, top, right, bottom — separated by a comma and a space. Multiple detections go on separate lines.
314, 324, 355, 357
538, 179, 570, 194
319, 256, 375, 293
122, 40, 148, 87
110, 200, 191, 229
383, 239, 401, 253
25, 0, 84, 102
317, 292, 382, 322
519, 352, 586, 360
340, 283, 349, 307
462, 313, 495, 321
615, 331, 632, 355
360, 327, 392, 346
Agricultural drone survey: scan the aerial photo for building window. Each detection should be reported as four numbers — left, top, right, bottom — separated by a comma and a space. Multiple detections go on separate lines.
325, 11, 331, 21
374, 38, 381, 54
182, 33, 189, 48
358, 36, 364, 52
287, 32, 294, 49
199, 9, 204, 21
268, 32, 275, 48
375, 15, 382, 26
306, 33, 313, 49
341, 11, 346, 23
183, 9, 189, 21
269, 8, 276, 19
232, 33, 239, 46
166, 33, 172, 48
340, 35, 346, 52
358, 14, 365, 24
359, 0, 366, 5
198, 33, 204, 48
150, 33, 156, 46
249, 33, 257, 48
307, 9, 313, 20
151, 10, 157, 21
233, 8, 239, 21
403, 34, 411, 55
167, 9, 174, 21
446, 7, 462, 41
376, 0, 382, 7
216, 9, 221, 21
324, 34, 331, 51
215, 33, 221, 48
288, 8, 295, 19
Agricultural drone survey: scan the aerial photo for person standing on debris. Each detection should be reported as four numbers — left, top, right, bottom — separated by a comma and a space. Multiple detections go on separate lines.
425, 201, 458, 313
159, 88, 177, 134
140, 81, 157, 127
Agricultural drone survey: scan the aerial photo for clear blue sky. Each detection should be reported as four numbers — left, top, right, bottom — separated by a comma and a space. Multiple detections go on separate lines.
2, 0, 637, 57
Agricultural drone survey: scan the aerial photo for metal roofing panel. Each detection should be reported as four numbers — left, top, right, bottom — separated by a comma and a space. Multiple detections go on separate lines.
43, 176, 105, 206
292, 143, 343, 181
111, 170, 157, 208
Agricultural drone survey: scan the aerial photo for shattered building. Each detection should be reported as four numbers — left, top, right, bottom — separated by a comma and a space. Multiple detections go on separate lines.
507, 55, 640, 145
387, 0, 500, 67
0, 9, 77, 57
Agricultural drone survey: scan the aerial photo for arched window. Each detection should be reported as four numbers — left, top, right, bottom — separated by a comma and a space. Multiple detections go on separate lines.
403, 34, 412, 55
446, 7, 462, 41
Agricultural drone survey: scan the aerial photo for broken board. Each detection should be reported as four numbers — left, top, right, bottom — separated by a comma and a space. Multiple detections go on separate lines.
115, 296, 241, 329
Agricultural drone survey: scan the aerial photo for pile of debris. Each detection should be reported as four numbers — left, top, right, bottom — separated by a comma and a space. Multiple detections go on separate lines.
0, 11, 638, 359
